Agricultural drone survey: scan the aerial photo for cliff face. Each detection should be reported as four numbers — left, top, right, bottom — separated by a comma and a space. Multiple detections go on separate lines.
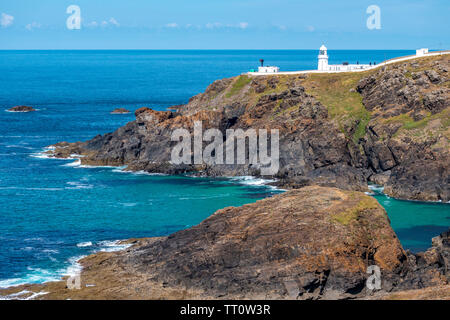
356, 57, 449, 201
48, 55, 449, 201
1, 187, 447, 300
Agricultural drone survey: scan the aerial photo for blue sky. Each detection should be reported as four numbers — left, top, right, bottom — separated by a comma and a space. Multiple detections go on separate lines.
0, 0, 449, 49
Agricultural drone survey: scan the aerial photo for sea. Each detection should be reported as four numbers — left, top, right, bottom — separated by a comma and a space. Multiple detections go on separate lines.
0, 50, 448, 288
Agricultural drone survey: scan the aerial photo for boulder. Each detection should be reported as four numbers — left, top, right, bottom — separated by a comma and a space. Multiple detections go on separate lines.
110, 108, 130, 114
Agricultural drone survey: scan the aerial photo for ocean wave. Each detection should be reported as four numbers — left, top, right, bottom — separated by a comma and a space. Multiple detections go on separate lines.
4, 109, 40, 113
62, 160, 82, 167
62, 255, 85, 277
0, 267, 60, 289
30, 152, 71, 160
134, 171, 168, 176
368, 184, 385, 193
0, 186, 64, 191
31, 147, 80, 161
5, 145, 34, 150
228, 176, 282, 190
65, 181, 94, 190
0, 290, 49, 300
97, 240, 132, 252
178, 194, 231, 200
76, 241, 93, 248
120, 202, 138, 207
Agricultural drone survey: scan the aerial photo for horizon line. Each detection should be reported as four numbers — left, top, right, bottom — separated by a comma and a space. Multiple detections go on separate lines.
0, 48, 432, 51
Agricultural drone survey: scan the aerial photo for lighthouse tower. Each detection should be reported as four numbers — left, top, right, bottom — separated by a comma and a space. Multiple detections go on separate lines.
318, 44, 329, 71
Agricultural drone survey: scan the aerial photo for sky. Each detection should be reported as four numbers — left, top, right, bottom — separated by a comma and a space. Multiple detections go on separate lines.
0, 0, 449, 50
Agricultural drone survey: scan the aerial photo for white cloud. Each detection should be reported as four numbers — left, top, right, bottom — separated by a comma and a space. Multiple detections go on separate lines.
1, 13, 14, 28
307, 25, 315, 32
109, 18, 119, 27
86, 21, 98, 28
86, 18, 119, 28
238, 22, 249, 29
205, 22, 248, 30
165, 22, 178, 28
161, 22, 249, 30
25, 22, 41, 31
206, 22, 222, 29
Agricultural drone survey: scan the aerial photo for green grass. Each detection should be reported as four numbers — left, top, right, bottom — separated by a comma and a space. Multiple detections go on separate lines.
384, 112, 434, 131
226, 75, 252, 98
303, 72, 371, 144
331, 198, 380, 226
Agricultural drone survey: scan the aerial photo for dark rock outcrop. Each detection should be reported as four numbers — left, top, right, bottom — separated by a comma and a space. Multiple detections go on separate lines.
8, 105, 36, 112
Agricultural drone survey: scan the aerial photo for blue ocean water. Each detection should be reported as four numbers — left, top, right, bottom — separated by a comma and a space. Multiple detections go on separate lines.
0, 50, 448, 287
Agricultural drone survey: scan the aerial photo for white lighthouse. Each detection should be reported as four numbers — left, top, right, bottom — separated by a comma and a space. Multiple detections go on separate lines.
318, 44, 328, 71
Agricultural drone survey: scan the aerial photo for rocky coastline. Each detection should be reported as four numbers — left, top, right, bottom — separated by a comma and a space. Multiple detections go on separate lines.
44, 54, 449, 202
2, 54, 448, 300
0, 186, 448, 300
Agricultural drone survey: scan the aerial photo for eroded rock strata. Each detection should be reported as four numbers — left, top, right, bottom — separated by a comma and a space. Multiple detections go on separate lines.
0, 187, 448, 300
46, 55, 449, 201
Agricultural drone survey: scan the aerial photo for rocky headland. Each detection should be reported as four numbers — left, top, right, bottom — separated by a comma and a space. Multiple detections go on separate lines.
7, 105, 36, 112
46, 54, 449, 202
0, 186, 448, 300
7, 54, 448, 300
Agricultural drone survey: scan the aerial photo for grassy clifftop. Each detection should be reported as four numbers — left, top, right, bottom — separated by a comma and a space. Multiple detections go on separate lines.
184, 54, 448, 150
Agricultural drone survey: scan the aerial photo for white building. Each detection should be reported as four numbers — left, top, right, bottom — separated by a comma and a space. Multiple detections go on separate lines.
258, 66, 280, 73
318, 45, 329, 71
416, 48, 429, 56
317, 45, 372, 72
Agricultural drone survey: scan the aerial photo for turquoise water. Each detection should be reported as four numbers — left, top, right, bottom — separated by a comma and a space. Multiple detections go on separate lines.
371, 186, 449, 253
0, 50, 448, 287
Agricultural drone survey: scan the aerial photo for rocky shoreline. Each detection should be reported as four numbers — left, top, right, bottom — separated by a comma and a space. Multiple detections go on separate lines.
0, 186, 448, 300
1, 54, 448, 300
43, 54, 449, 202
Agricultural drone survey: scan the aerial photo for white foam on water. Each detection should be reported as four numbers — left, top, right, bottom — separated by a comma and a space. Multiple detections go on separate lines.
76, 241, 93, 248
97, 240, 132, 252
178, 194, 231, 200
62, 159, 81, 167
0, 186, 63, 191
0, 290, 49, 300
4, 110, 40, 113
111, 166, 129, 173
0, 267, 61, 289
228, 176, 282, 190
6, 145, 34, 150
65, 181, 93, 190
368, 184, 385, 193
62, 255, 85, 277
120, 202, 138, 207
132, 170, 167, 176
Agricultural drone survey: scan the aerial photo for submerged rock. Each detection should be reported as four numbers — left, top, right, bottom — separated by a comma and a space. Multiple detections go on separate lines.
8, 105, 36, 112
110, 108, 130, 114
